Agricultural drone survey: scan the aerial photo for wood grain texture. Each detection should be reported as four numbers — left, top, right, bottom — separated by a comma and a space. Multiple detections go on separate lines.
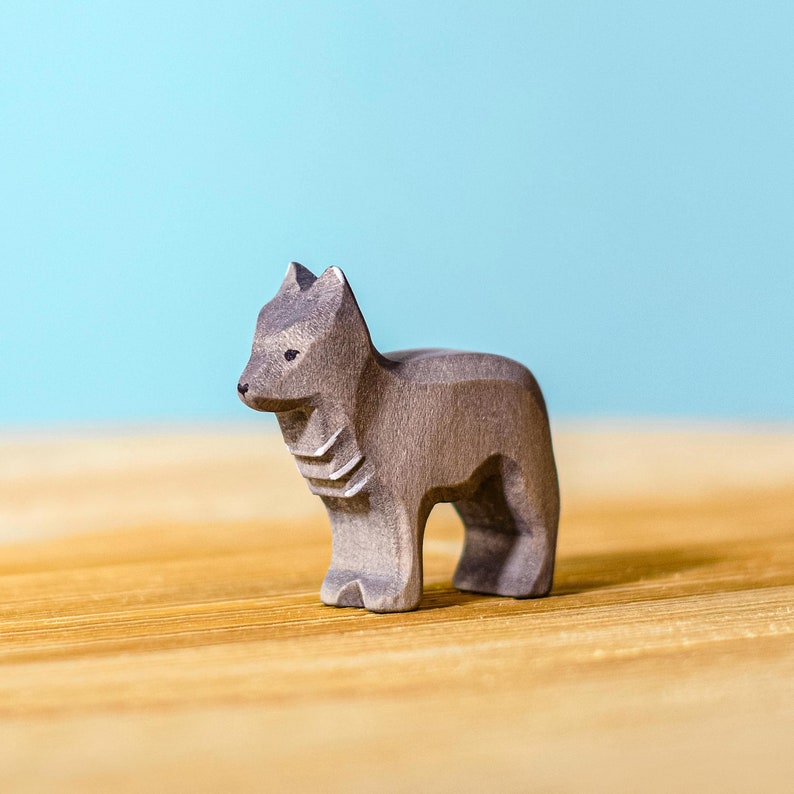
1, 423, 793, 793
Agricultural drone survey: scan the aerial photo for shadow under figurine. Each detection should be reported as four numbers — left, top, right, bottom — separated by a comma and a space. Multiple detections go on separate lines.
238, 262, 560, 613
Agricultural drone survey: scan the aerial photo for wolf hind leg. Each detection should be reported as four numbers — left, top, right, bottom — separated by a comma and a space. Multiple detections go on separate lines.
452, 456, 559, 598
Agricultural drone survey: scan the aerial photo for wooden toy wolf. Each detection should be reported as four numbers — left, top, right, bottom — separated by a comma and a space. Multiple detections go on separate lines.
238, 262, 560, 612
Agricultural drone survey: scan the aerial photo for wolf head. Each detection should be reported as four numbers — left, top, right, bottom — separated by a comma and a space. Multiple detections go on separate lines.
238, 262, 371, 412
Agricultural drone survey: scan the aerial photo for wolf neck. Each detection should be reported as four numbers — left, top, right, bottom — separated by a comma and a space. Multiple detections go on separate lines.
275, 361, 380, 500
276, 396, 354, 458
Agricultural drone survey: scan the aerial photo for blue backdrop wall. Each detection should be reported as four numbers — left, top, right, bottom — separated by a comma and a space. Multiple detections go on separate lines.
2, 1, 792, 424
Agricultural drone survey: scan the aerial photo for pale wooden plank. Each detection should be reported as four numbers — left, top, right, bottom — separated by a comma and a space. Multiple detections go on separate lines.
0, 425, 792, 792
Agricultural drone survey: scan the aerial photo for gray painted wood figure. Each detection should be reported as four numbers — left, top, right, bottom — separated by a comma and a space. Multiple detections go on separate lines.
238, 263, 560, 613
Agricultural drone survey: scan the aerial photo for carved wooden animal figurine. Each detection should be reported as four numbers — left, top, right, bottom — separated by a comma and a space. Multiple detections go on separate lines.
238, 263, 560, 613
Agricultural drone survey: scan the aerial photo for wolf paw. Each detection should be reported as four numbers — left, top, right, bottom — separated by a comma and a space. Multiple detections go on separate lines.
320, 569, 420, 612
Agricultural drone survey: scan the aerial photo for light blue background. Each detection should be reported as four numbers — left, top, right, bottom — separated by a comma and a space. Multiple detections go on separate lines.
2, 1, 792, 425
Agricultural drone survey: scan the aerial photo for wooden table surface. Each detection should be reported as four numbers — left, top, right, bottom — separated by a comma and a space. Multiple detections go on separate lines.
1, 421, 792, 792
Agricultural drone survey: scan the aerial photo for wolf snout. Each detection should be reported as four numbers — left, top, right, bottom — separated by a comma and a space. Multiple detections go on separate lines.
237, 382, 249, 396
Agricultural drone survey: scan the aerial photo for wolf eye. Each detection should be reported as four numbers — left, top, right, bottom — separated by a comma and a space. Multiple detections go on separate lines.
284, 349, 300, 362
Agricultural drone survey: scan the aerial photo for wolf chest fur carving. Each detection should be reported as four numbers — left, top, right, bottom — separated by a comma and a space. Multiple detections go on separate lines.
238, 263, 560, 613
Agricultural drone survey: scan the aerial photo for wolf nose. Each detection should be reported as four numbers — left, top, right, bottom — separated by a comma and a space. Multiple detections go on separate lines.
237, 382, 249, 396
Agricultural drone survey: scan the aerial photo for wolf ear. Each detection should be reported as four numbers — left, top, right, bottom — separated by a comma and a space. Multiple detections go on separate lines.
279, 261, 317, 293
312, 266, 350, 306
312, 266, 363, 325
314, 266, 347, 290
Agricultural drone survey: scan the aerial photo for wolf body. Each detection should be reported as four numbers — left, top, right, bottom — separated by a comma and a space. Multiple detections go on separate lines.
238, 262, 560, 612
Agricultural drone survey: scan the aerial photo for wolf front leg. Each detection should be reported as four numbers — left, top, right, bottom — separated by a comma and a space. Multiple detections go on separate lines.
319, 491, 423, 613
